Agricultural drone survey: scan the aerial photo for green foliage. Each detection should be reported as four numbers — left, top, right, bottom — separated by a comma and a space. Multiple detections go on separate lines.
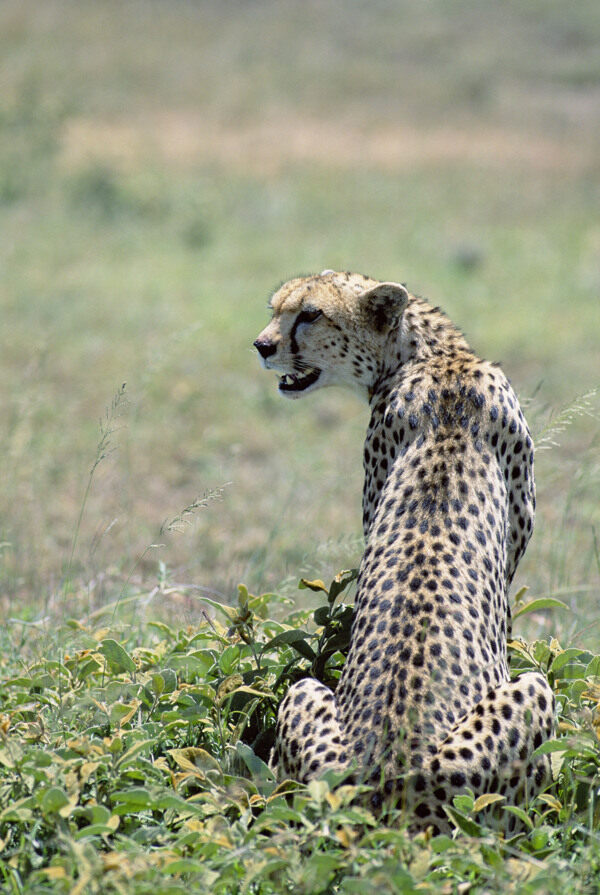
1, 577, 600, 893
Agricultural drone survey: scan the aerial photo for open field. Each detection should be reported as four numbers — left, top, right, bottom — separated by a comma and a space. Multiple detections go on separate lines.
2, 0, 599, 617
0, 1, 599, 890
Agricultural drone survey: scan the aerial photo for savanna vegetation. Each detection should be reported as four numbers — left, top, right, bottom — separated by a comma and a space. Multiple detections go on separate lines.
0, 1, 599, 891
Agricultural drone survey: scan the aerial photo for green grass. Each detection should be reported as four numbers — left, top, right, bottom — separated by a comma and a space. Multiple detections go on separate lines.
1, 0, 600, 890
2, 158, 598, 604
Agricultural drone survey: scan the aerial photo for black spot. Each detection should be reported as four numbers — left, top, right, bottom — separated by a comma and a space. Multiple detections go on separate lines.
450, 771, 466, 788
414, 774, 427, 792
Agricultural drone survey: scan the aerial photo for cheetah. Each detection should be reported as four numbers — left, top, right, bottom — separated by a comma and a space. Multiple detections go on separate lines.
254, 270, 555, 832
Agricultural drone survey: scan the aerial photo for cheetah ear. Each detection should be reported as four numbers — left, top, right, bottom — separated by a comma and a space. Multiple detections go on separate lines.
358, 282, 409, 333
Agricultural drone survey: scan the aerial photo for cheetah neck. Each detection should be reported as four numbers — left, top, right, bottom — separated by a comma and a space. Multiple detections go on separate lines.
375, 296, 473, 391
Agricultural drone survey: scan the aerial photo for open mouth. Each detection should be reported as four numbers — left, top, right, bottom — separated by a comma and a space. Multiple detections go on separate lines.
278, 367, 321, 393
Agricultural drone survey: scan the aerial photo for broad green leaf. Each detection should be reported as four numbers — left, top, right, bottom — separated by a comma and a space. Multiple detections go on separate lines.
430, 834, 455, 853
453, 792, 474, 813
109, 700, 140, 726
231, 697, 261, 742
162, 859, 210, 875
260, 629, 316, 661
328, 568, 359, 603
550, 648, 585, 673
219, 644, 242, 674
563, 679, 589, 699
170, 652, 215, 676
151, 673, 165, 695
480, 843, 504, 870
503, 804, 534, 830
160, 667, 178, 692
107, 735, 123, 754
444, 805, 483, 837
74, 820, 119, 840
512, 598, 568, 621
314, 606, 330, 625
254, 802, 307, 826
585, 655, 600, 677
556, 663, 587, 682
99, 639, 136, 674
111, 787, 152, 808
41, 787, 70, 814
242, 858, 290, 891
530, 828, 549, 850
115, 738, 156, 770
266, 780, 305, 802
168, 746, 221, 774
533, 640, 553, 665
236, 742, 275, 781
0, 748, 15, 769
75, 804, 110, 825
0, 795, 35, 822
77, 657, 102, 680
532, 738, 570, 760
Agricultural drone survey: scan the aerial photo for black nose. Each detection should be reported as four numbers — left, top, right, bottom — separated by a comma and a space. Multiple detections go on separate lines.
254, 338, 277, 359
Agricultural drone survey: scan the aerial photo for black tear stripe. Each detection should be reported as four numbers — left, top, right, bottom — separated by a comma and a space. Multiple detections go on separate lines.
290, 315, 301, 355
290, 309, 323, 355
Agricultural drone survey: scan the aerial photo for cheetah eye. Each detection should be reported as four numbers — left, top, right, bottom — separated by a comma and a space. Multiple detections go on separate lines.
297, 309, 322, 325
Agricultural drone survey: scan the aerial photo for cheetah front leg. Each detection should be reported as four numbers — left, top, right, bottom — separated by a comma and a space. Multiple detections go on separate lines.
271, 678, 351, 782
410, 672, 555, 832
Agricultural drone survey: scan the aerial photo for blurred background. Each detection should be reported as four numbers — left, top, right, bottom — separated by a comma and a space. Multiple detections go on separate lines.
1, 0, 598, 640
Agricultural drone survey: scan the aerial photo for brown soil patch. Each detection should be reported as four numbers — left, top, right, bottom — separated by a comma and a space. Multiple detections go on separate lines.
61, 111, 596, 175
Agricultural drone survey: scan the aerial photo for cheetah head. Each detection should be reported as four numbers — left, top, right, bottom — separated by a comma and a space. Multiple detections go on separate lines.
254, 271, 409, 400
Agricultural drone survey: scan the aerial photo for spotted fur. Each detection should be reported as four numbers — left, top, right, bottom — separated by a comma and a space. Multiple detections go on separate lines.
254, 271, 555, 832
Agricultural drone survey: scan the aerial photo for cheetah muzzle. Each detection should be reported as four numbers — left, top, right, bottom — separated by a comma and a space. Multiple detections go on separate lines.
254, 270, 555, 833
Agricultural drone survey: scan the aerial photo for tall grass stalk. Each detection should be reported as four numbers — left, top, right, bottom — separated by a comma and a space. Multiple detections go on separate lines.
535, 387, 599, 451
159, 484, 230, 534
63, 383, 127, 594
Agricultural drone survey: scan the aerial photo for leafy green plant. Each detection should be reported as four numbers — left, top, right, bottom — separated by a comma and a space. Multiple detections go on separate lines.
1, 569, 600, 894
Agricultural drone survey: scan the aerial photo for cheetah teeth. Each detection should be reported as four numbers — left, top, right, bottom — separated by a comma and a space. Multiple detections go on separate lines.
279, 368, 321, 392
